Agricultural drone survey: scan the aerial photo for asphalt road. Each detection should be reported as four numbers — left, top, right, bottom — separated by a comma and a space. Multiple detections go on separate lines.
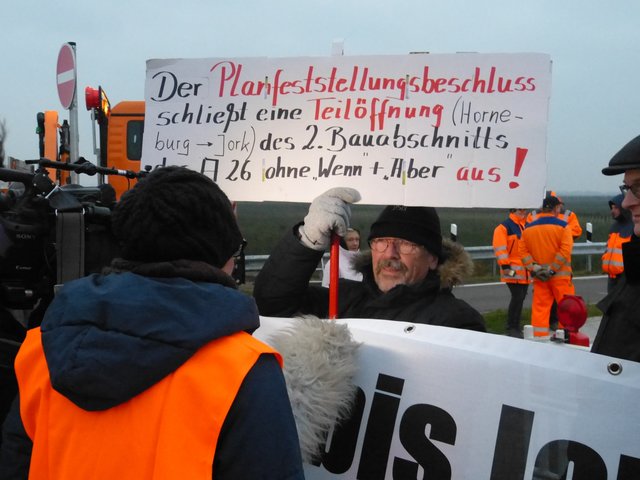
453, 275, 608, 314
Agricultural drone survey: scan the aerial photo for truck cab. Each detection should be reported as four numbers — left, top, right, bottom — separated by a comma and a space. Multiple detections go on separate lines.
104, 101, 144, 199
86, 87, 145, 199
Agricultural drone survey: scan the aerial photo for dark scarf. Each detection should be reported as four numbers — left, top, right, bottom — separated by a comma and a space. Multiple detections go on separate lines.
623, 234, 640, 284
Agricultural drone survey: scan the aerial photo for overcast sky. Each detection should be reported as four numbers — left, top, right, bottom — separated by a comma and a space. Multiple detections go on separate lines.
3, 0, 639, 195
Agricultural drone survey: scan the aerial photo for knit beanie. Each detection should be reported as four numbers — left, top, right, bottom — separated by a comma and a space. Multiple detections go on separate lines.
368, 206, 442, 259
111, 166, 242, 268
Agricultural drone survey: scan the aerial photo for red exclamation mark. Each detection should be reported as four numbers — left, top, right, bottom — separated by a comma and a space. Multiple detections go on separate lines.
509, 147, 528, 189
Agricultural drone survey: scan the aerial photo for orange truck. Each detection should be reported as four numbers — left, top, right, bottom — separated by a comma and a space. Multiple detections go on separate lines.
37, 86, 145, 199
84, 86, 145, 199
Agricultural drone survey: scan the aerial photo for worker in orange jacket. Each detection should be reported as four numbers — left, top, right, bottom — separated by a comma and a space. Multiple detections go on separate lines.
602, 193, 634, 292
526, 190, 582, 330
520, 194, 575, 337
493, 208, 530, 338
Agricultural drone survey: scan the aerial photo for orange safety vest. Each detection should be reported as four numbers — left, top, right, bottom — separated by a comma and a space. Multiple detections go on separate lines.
492, 213, 529, 284
602, 231, 632, 277
520, 213, 574, 277
16, 327, 282, 480
527, 209, 582, 240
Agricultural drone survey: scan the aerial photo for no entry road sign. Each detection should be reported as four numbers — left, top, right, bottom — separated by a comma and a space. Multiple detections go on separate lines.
57, 43, 76, 110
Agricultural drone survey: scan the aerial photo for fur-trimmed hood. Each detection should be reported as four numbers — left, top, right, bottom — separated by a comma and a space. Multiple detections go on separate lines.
351, 238, 474, 289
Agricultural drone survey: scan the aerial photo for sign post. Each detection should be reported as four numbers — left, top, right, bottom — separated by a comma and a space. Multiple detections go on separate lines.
56, 42, 80, 178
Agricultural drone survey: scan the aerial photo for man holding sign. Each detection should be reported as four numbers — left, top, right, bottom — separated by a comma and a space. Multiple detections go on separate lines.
254, 187, 485, 331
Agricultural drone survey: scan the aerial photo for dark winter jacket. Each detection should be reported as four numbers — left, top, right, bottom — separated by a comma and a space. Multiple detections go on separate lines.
592, 234, 640, 363
254, 228, 486, 332
0, 259, 304, 480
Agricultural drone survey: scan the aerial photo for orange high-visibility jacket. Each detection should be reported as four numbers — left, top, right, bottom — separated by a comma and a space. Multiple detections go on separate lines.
559, 210, 582, 240
602, 230, 633, 277
520, 213, 574, 277
527, 209, 582, 240
492, 212, 529, 284
16, 327, 281, 480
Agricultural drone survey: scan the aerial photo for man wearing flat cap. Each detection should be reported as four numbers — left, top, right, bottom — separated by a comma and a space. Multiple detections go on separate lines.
254, 188, 485, 331
592, 135, 640, 362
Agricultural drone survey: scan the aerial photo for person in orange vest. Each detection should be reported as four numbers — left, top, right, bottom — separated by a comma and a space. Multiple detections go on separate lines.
492, 208, 530, 338
602, 193, 634, 292
0, 167, 304, 479
519, 194, 575, 337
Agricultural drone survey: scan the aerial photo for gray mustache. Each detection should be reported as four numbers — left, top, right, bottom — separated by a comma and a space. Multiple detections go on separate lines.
376, 259, 406, 272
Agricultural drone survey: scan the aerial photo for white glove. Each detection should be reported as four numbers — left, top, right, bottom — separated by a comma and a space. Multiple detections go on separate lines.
533, 265, 553, 282
298, 187, 361, 251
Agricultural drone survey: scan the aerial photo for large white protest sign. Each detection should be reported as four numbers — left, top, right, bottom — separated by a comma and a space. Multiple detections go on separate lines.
143, 53, 551, 208
255, 317, 640, 479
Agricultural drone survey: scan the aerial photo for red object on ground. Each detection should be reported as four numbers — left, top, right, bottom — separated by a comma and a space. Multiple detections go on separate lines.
557, 294, 587, 332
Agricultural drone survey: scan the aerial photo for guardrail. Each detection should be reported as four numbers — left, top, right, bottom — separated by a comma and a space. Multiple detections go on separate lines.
245, 241, 606, 275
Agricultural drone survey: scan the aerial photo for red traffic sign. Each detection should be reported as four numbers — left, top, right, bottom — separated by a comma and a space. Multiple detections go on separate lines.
57, 43, 76, 110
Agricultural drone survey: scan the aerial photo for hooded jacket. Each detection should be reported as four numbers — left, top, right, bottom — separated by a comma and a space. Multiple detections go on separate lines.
602, 194, 634, 278
0, 260, 304, 480
254, 229, 485, 332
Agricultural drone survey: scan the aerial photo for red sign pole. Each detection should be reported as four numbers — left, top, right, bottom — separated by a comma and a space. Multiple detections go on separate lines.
328, 233, 340, 319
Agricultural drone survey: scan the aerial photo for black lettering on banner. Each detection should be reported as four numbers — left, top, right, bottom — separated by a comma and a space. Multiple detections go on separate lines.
319, 388, 367, 474
357, 374, 404, 480
618, 454, 640, 479
490, 405, 534, 480
534, 440, 606, 479
394, 404, 457, 479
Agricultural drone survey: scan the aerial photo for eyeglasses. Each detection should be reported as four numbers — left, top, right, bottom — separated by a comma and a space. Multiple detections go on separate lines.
369, 237, 422, 255
619, 183, 640, 199
233, 239, 247, 259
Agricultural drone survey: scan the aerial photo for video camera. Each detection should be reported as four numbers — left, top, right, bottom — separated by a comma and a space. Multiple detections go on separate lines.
0, 158, 146, 318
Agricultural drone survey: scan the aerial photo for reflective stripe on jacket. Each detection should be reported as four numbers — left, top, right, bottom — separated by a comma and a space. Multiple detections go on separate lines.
16, 327, 281, 480
519, 213, 573, 276
559, 210, 582, 240
492, 213, 529, 284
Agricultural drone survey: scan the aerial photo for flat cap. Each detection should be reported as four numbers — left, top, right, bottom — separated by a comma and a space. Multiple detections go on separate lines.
602, 135, 640, 175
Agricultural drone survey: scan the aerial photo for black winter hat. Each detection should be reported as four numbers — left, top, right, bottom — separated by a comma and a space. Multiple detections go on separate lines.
111, 166, 242, 268
368, 206, 442, 259
542, 194, 560, 210
602, 135, 640, 175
